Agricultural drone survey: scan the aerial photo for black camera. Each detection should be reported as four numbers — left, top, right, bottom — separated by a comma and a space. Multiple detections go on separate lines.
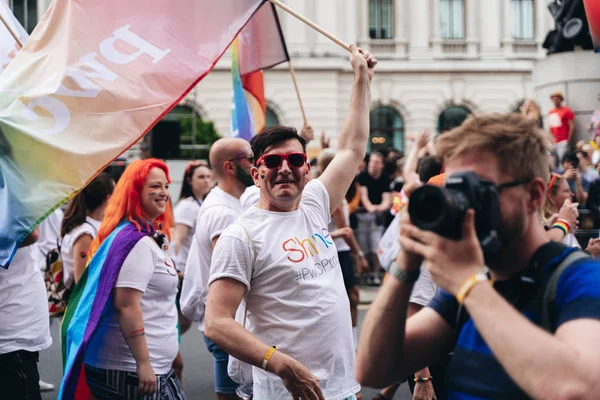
408, 172, 502, 261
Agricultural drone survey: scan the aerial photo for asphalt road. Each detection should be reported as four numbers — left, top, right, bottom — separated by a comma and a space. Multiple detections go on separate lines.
40, 302, 412, 400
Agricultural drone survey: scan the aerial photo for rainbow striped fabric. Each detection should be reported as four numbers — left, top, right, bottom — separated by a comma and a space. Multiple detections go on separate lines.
231, 2, 288, 141
59, 222, 150, 399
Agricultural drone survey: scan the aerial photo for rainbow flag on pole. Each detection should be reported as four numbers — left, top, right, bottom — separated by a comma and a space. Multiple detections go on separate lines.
59, 222, 149, 399
0, 0, 267, 268
231, 2, 289, 141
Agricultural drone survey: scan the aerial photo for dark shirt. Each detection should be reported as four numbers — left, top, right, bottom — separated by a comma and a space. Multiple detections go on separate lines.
357, 171, 391, 206
428, 242, 600, 399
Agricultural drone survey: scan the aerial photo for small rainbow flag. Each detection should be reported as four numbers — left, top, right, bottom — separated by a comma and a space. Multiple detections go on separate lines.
231, 2, 289, 141
59, 222, 151, 399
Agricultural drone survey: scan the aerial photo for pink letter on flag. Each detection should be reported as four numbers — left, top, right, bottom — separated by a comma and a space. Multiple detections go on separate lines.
231, 2, 289, 141
0, 0, 267, 268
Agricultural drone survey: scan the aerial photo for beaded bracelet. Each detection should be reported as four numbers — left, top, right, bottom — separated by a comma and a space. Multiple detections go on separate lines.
414, 376, 433, 383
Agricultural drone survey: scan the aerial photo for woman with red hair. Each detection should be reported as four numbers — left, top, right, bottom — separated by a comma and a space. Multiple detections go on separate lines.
60, 159, 185, 400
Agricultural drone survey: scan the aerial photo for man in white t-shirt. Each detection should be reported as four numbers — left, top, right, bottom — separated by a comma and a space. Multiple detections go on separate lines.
204, 45, 377, 400
0, 228, 53, 400
180, 137, 254, 400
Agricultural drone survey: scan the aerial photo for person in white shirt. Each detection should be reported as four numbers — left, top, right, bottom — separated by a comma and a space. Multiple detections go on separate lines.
172, 160, 213, 272
80, 159, 184, 399
179, 138, 254, 400
170, 161, 214, 381
61, 172, 113, 288
204, 45, 376, 400
0, 228, 52, 400
32, 208, 64, 271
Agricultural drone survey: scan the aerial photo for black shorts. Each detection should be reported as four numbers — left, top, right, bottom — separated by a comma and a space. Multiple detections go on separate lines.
338, 250, 357, 289
0, 350, 41, 400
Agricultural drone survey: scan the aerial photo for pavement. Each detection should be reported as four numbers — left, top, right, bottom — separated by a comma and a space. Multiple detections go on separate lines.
40, 284, 411, 400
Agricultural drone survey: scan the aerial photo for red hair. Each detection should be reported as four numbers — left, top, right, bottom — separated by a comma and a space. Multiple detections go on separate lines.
90, 158, 174, 257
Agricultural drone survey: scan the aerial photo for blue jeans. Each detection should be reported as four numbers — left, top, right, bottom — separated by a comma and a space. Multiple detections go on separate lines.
202, 332, 239, 394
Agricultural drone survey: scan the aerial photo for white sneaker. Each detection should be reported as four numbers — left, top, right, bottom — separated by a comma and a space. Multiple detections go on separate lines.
39, 380, 55, 392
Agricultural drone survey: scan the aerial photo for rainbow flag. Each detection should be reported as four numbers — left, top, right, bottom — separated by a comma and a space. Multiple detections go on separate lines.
59, 222, 150, 399
0, 0, 267, 268
231, 2, 289, 141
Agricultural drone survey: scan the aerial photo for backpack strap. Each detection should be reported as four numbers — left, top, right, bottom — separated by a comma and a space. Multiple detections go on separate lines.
541, 250, 591, 332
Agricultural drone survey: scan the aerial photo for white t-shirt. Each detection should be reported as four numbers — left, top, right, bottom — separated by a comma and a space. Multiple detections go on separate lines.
173, 196, 202, 271
32, 208, 64, 271
562, 232, 581, 248
0, 245, 52, 354
240, 185, 260, 210
410, 268, 437, 307
210, 180, 360, 400
61, 217, 101, 289
179, 186, 244, 330
328, 199, 351, 252
84, 236, 179, 374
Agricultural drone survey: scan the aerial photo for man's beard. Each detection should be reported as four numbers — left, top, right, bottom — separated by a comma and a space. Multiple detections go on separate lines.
235, 164, 255, 187
489, 209, 527, 270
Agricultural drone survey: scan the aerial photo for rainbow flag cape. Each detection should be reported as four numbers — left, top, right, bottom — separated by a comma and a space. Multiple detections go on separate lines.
0, 0, 266, 268
231, 2, 289, 141
59, 222, 151, 399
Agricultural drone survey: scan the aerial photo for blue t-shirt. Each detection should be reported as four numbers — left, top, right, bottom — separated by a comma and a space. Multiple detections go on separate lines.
428, 242, 600, 399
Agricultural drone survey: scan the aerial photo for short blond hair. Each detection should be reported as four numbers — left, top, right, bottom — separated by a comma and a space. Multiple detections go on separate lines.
435, 113, 550, 183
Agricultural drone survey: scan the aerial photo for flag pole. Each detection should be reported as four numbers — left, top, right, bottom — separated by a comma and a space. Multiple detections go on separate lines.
0, 12, 23, 48
268, 0, 351, 52
288, 60, 307, 126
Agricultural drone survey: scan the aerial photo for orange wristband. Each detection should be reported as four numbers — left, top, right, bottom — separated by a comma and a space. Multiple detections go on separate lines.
456, 273, 491, 304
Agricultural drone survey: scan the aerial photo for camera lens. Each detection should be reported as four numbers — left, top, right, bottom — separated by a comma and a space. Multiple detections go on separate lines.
408, 185, 468, 239
409, 186, 449, 228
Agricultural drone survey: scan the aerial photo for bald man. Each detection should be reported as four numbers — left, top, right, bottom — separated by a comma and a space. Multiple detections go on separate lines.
180, 138, 254, 400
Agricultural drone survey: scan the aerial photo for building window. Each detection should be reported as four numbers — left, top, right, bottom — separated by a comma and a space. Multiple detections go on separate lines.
369, 0, 394, 39
440, 0, 465, 40
265, 106, 280, 128
512, 0, 535, 40
437, 105, 471, 134
10, 0, 37, 33
369, 106, 404, 152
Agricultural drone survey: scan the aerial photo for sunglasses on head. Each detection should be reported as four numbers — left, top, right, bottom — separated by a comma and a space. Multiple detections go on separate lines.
228, 154, 254, 164
256, 153, 307, 169
548, 173, 560, 191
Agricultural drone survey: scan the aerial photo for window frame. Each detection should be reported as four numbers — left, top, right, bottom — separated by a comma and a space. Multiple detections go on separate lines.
369, 106, 404, 152
368, 0, 395, 40
511, 0, 536, 41
439, 0, 466, 40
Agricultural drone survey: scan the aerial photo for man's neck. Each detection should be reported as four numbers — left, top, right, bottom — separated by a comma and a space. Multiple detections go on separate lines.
256, 196, 300, 212
370, 171, 382, 180
217, 179, 244, 199
488, 222, 550, 281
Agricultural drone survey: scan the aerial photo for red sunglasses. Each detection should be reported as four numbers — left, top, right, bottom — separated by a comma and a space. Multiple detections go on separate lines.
256, 153, 307, 169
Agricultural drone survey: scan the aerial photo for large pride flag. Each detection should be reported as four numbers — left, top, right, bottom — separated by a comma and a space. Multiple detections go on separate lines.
0, 1, 28, 73
232, 2, 289, 141
59, 222, 150, 399
0, 0, 267, 268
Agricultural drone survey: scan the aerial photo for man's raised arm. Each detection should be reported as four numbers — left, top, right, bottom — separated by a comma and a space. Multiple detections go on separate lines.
319, 45, 376, 211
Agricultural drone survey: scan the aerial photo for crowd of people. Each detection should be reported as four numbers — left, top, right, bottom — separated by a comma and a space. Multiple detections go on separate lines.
2, 45, 600, 400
